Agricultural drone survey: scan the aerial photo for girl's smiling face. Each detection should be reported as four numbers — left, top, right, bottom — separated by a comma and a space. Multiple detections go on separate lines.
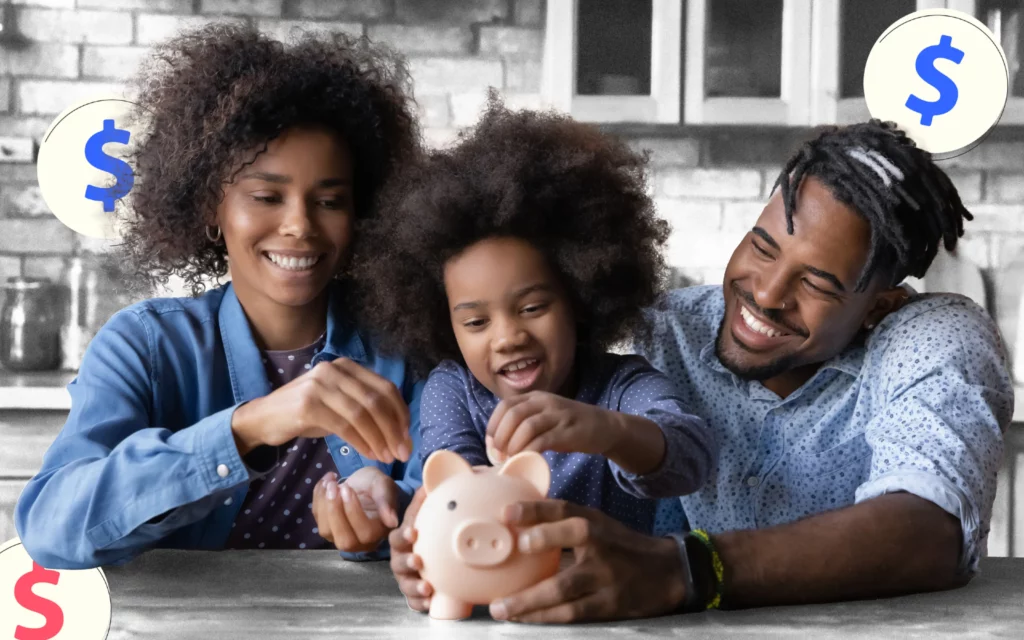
216, 126, 355, 308
444, 236, 578, 400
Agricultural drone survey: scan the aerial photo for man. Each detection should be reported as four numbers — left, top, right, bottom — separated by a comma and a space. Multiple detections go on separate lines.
390, 120, 1013, 622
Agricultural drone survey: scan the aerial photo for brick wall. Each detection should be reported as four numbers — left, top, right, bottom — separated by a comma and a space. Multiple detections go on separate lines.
2, 0, 1024, 354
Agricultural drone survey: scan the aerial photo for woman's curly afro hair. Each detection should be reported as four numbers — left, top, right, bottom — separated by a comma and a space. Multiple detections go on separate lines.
353, 95, 670, 376
118, 23, 420, 295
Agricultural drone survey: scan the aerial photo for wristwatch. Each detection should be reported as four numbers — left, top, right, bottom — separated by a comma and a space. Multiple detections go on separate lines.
666, 532, 704, 613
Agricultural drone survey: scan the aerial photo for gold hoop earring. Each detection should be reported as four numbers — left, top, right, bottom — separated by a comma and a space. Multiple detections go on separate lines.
205, 225, 222, 243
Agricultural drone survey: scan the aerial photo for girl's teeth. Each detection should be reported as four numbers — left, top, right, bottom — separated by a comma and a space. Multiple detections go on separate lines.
740, 306, 782, 338
503, 359, 537, 373
267, 253, 320, 270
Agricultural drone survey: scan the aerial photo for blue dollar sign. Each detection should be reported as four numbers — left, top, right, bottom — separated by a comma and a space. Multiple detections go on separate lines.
83, 119, 134, 212
905, 34, 965, 126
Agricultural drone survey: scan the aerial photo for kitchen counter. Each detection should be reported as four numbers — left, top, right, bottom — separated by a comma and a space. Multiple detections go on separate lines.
0, 370, 75, 410
97, 551, 1024, 639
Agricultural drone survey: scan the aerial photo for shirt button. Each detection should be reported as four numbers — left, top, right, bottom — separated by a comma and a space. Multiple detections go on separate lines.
223, 497, 233, 506
746, 476, 760, 487
217, 464, 230, 478
339, 446, 351, 456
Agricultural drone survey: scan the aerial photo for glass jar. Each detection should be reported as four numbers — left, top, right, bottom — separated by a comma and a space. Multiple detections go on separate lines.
0, 277, 63, 372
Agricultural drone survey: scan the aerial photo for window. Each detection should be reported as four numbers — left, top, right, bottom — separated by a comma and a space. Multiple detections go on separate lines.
975, 0, 1024, 122
541, 0, 1012, 125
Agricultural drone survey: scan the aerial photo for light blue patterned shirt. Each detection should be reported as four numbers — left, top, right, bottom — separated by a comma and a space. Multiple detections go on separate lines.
637, 285, 1012, 573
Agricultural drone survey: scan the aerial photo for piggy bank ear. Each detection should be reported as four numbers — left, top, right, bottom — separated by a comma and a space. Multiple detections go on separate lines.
498, 450, 551, 496
422, 450, 473, 493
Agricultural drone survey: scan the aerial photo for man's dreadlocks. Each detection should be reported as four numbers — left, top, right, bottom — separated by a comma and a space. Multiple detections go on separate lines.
773, 119, 973, 292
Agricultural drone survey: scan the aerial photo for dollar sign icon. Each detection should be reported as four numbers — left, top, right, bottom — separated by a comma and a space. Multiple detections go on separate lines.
905, 34, 965, 126
83, 118, 135, 212
13, 562, 64, 640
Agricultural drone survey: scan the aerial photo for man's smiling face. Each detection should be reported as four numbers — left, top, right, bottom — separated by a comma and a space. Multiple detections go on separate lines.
716, 176, 896, 396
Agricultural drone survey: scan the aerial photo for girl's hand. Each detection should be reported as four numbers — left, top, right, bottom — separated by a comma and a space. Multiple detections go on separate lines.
230, 358, 412, 463
388, 487, 433, 612
485, 391, 622, 460
312, 467, 400, 553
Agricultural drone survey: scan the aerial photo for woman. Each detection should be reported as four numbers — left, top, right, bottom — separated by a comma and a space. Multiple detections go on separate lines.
15, 24, 424, 569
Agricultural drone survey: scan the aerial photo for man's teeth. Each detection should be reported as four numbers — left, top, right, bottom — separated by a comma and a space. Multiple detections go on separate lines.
740, 305, 786, 338
266, 252, 320, 270
502, 358, 537, 373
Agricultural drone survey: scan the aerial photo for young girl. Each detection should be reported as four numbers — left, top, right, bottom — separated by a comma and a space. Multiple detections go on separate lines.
16, 24, 424, 569
354, 98, 716, 593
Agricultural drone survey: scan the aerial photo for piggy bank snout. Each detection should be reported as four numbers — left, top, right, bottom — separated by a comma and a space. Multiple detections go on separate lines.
452, 519, 514, 567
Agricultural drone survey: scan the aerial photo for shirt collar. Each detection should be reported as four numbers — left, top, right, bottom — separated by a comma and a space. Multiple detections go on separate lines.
218, 280, 367, 404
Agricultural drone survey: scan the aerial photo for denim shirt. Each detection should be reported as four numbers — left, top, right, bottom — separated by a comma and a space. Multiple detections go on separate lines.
15, 282, 424, 570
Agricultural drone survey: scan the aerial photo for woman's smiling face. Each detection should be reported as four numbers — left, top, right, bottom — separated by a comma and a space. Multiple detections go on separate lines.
216, 126, 355, 308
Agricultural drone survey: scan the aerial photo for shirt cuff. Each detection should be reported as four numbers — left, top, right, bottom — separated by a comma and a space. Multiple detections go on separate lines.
855, 470, 981, 575
609, 414, 709, 500
169, 404, 254, 493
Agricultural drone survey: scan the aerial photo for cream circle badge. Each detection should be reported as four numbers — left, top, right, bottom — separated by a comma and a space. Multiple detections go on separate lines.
36, 94, 148, 240
0, 537, 111, 640
863, 8, 1008, 158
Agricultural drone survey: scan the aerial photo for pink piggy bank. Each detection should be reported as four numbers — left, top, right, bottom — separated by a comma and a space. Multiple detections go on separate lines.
413, 449, 561, 620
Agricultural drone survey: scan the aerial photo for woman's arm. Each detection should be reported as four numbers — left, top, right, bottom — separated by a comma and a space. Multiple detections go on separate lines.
15, 310, 251, 569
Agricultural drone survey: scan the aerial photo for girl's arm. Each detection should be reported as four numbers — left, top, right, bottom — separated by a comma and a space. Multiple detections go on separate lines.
418, 362, 489, 467
606, 356, 718, 499
15, 310, 252, 569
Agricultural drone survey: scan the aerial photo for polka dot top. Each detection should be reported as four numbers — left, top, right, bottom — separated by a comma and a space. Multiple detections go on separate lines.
225, 334, 338, 550
419, 353, 717, 535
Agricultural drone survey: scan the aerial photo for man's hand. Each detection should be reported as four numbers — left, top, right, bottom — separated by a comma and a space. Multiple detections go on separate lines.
388, 487, 433, 611
312, 467, 399, 553
488, 500, 686, 623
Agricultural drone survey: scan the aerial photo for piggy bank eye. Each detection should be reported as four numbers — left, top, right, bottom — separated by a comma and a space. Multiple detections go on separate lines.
447, 500, 457, 511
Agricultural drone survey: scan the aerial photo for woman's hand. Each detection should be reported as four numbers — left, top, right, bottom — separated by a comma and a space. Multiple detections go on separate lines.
312, 467, 400, 553
485, 391, 620, 461
230, 358, 411, 463
388, 487, 433, 612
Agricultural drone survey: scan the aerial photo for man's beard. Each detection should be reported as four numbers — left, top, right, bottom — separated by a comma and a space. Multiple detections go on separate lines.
714, 319, 798, 381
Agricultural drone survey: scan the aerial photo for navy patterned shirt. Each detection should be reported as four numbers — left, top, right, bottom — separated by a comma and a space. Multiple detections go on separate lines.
637, 285, 1013, 573
226, 334, 338, 549
419, 353, 717, 535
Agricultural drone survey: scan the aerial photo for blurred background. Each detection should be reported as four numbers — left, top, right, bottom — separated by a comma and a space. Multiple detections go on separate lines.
1, 0, 1023, 555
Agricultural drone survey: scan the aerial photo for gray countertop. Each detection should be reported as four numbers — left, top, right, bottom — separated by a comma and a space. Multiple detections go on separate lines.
100, 551, 1024, 639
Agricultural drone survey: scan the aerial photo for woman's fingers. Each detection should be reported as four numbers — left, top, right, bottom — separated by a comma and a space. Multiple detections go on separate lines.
312, 473, 336, 543
309, 373, 389, 461
296, 387, 376, 458
333, 359, 412, 460
340, 484, 386, 546
324, 481, 359, 550
313, 364, 395, 463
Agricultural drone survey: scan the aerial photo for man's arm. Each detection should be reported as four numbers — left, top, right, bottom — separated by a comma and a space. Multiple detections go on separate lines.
490, 491, 964, 623
712, 491, 965, 609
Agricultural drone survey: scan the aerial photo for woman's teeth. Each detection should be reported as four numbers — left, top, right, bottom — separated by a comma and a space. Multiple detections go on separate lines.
502, 358, 537, 373
740, 305, 786, 338
266, 252, 320, 271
